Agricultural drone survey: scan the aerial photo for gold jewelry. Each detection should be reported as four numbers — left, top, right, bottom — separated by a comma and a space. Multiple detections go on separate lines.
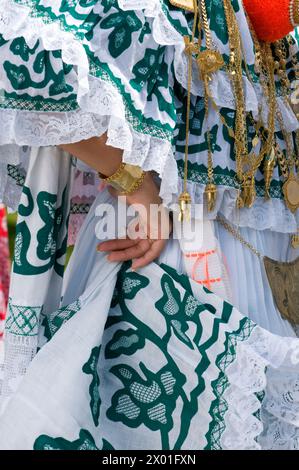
292, 229, 299, 249
217, 215, 299, 325
282, 172, 299, 213
169, 0, 195, 12
178, 0, 199, 222
197, 0, 224, 212
290, 0, 299, 26
98, 163, 145, 195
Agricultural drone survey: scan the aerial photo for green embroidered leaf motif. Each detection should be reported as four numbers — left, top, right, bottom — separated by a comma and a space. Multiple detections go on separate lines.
101, 12, 142, 58
82, 347, 101, 427
121, 271, 149, 300
102, 439, 115, 450
34, 429, 99, 450
49, 70, 74, 96
155, 274, 206, 348
33, 50, 46, 74
155, 274, 181, 318
3, 62, 32, 90
131, 48, 163, 91
131, 46, 175, 120
102, 0, 119, 14
107, 363, 185, 436
105, 328, 145, 359
10, 37, 39, 62
138, 21, 151, 43
170, 320, 194, 349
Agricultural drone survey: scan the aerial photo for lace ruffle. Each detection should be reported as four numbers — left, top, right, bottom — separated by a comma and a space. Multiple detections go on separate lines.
218, 325, 299, 449
121, 0, 298, 128
177, 178, 299, 233
0, 1, 179, 205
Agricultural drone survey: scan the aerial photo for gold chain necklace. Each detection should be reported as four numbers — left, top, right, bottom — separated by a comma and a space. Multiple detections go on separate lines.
217, 215, 299, 325
197, 0, 224, 212
178, 0, 199, 221
175, 1, 299, 224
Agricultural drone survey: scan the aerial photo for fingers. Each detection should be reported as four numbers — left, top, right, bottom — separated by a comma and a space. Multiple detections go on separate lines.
98, 237, 166, 269
131, 239, 166, 270
97, 238, 139, 252
106, 239, 152, 262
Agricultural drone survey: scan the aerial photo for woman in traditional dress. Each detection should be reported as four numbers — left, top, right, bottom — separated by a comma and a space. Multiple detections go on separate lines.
0, 0, 299, 450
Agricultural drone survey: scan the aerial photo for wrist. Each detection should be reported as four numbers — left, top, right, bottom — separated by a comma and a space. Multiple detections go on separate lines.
98, 162, 146, 195
127, 172, 161, 206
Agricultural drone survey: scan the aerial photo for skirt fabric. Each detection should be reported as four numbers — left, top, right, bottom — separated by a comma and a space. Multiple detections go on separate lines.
0, 1, 298, 450
0, 158, 299, 449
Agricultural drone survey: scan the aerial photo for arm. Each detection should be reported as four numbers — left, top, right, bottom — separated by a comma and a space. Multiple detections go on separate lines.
59, 135, 171, 269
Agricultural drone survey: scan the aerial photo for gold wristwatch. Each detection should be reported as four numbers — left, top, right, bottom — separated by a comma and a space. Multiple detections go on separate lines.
98, 163, 146, 195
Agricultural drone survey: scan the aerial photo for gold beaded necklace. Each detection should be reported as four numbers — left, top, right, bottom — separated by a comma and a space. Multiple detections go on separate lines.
174, 0, 299, 226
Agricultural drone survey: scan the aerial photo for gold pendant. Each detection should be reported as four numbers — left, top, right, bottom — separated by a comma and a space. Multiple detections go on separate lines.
291, 234, 299, 249
169, 0, 195, 12
205, 183, 217, 212
282, 173, 299, 213
197, 50, 224, 78
241, 177, 256, 208
178, 191, 192, 222
264, 256, 299, 325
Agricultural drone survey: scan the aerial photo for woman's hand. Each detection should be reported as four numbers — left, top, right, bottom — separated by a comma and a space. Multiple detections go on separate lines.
97, 173, 172, 270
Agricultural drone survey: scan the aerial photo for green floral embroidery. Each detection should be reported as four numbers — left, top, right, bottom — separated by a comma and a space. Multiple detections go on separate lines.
131, 47, 175, 119
82, 347, 101, 427
139, 21, 151, 43
101, 0, 117, 14
105, 328, 145, 359
100, 10, 142, 58
155, 274, 207, 348
10, 37, 39, 62
107, 363, 186, 436
34, 429, 113, 450
4, 48, 73, 96
120, 271, 150, 300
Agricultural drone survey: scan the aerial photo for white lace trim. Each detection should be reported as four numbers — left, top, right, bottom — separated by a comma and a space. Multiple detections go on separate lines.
221, 327, 299, 450
177, 179, 299, 233
121, 0, 298, 129
0, 1, 179, 205
0, 0, 298, 211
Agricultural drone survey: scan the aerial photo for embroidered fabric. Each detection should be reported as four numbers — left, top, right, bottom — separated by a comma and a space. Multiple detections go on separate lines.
0, 76, 179, 206
0, 1, 179, 206
219, 327, 299, 449
177, 178, 299, 233
0, 0, 297, 213
121, 0, 298, 125
0, 147, 29, 210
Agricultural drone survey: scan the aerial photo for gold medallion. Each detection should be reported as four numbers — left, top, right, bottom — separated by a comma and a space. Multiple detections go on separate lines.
282, 173, 299, 213
169, 0, 195, 11
197, 50, 224, 78
264, 256, 299, 325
